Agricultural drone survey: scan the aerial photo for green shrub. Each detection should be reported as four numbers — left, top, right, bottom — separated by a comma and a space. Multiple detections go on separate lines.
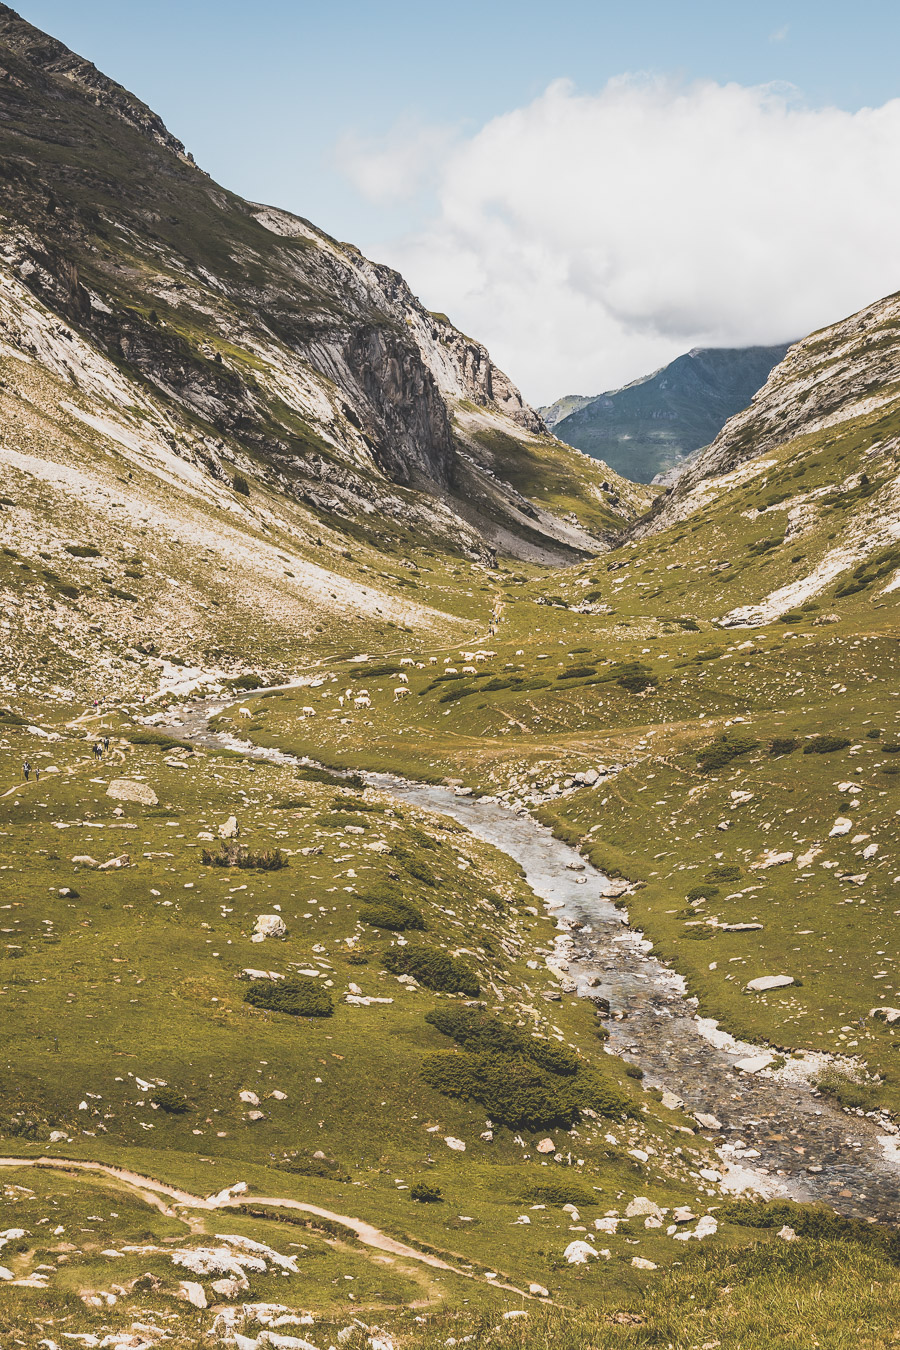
150, 1085, 190, 1114
294, 765, 364, 789
815, 1070, 882, 1111
410, 1182, 443, 1203
523, 1181, 597, 1207
0, 708, 27, 726
201, 844, 287, 870
697, 731, 759, 773
128, 728, 191, 751
721, 1199, 900, 1262
881, 742, 900, 754
273, 797, 312, 810
278, 1150, 348, 1181
686, 885, 719, 901
421, 1051, 578, 1130
705, 864, 742, 882
384, 944, 479, 995
232, 473, 250, 496
244, 977, 333, 1018
557, 665, 597, 680
770, 736, 800, 756
64, 544, 101, 558
425, 1007, 579, 1073
316, 811, 369, 829
803, 736, 851, 755
359, 882, 426, 931
349, 662, 400, 679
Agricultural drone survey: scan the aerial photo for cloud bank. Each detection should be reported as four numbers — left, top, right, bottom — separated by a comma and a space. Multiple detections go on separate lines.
339, 78, 900, 404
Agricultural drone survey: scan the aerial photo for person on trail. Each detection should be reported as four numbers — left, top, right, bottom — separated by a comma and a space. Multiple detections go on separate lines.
34, 766, 40, 782
22, 761, 31, 781
103, 736, 109, 751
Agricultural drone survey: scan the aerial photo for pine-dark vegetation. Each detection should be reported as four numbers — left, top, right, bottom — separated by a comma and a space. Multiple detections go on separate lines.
770, 736, 800, 756
232, 473, 250, 496
149, 1085, 190, 1114
244, 977, 333, 1018
696, 730, 759, 773
803, 735, 852, 754
383, 944, 479, 995
409, 1182, 443, 1203
359, 883, 426, 931
523, 1180, 598, 1208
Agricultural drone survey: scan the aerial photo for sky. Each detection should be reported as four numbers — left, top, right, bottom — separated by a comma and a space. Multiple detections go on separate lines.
14, 1, 900, 403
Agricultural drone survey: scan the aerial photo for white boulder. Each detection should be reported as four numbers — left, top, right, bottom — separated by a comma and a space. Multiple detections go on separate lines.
252, 915, 287, 942
106, 779, 158, 806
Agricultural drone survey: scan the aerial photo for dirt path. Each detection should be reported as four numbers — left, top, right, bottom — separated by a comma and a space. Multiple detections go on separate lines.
0, 1156, 537, 1301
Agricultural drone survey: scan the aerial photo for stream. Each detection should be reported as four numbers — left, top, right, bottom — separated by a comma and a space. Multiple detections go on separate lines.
158, 694, 900, 1226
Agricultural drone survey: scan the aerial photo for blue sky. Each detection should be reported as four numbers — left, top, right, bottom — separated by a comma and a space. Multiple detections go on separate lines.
14, 2, 900, 399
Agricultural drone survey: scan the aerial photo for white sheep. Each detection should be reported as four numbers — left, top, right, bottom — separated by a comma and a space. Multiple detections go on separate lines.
462, 666, 478, 675
397, 672, 409, 684
445, 667, 458, 675
393, 686, 410, 700
400, 658, 415, 667
354, 696, 371, 709
238, 707, 252, 719
301, 706, 316, 716
429, 657, 438, 665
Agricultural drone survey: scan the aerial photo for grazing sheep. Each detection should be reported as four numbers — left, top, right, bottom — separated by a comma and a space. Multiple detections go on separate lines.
301, 706, 316, 716
238, 707, 253, 719
400, 658, 415, 667
462, 666, 478, 675
397, 672, 409, 684
354, 696, 371, 709
429, 657, 438, 665
444, 667, 458, 675
393, 686, 411, 700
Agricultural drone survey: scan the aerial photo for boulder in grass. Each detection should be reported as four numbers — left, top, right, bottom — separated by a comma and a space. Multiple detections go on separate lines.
871, 1007, 900, 1025
564, 1240, 599, 1265
252, 914, 287, 942
745, 974, 794, 993
107, 779, 158, 806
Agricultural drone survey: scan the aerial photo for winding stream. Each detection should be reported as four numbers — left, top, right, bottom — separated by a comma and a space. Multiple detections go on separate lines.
160, 695, 900, 1226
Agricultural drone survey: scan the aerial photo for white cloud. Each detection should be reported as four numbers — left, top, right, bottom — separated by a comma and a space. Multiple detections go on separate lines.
344, 77, 900, 404
335, 117, 458, 204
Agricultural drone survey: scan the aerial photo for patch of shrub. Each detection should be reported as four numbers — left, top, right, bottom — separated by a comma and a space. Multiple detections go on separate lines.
815, 1069, 882, 1112
128, 728, 191, 751
678, 618, 701, 631
881, 741, 900, 754
769, 737, 800, 756
557, 665, 597, 680
227, 673, 265, 690
201, 843, 287, 870
803, 736, 851, 755
697, 731, 759, 773
273, 797, 312, 810
684, 925, 718, 940
0, 708, 27, 726
278, 1150, 349, 1181
384, 944, 479, 995
624, 1063, 644, 1080
150, 1085, 190, 1114
686, 885, 719, 901
747, 536, 783, 556
425, 1007, 579, 1074
232, 473, 250, 496
721, 1198, 900, 1263
316, 811, 369, 829
359, 882, 426, 931
64, 544, 101, 558
523, 1181, 597, 1208
705, 864, 742, 882
349, 662, 400, 679
244, 977, 333, 1017
410, 1183, 443, 1203
867, 728, 884, 739
438, 684, 474, 704
295, 765, 364, 789
421, 1051, 577, 1130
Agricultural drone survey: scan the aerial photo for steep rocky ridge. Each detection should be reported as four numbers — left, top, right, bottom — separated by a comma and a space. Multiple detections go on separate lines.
542, 344, 791, 484
0, 3, 644, 570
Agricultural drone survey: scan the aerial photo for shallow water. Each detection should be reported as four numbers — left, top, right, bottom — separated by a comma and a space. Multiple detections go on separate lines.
163, 696, 900, 1224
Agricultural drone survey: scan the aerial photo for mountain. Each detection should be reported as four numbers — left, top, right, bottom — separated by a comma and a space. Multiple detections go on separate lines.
541, 344, 792, 483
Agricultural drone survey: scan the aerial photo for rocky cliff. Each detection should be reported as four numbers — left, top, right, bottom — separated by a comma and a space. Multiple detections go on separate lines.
0, 4, 641, 567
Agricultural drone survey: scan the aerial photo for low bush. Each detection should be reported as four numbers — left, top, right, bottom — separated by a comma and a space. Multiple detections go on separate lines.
64, 543, 101, 558
128, 728, 191, 751
201, 843, 288, 870
557, 665, 597, 680
232, 473, 250, 496
706, 864, 742, 882
803, 735, 851, 755
316, 811, 369, 829
686, 885, 719, 901
425, 1007, 578, 1073
523, 1181, 597, 1207
0, 708, 27, 726
273, 797, 312, 810
881, 741, 900, 754
697, 731, 759, 773
722, 1198, 900, 1262
244, 977, 333, 1018
421, 1051, 578, 1130
349, 662, 400, 679
770, 736, 800, 756
410, 1182, 443, 1203
150, 1085, 190, 1114
295, 765, 364, 789
384, 944, 479, 995
278, 1150, 349, 1181
815, 1069, 882, 1111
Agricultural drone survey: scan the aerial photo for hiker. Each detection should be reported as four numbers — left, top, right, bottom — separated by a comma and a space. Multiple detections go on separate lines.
22, 760, 31, 781
103, 736, 109, 751
34, 766, 40, 782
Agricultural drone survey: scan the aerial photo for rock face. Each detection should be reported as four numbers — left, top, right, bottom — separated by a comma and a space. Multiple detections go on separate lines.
106, 779, 158, 806
0, 4, 638, 566
544, 345, 791, 484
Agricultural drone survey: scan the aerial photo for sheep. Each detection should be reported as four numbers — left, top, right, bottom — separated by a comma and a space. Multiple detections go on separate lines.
462, 665, 478, 675
400, 658, 415, 667
393, 686, 410, 700
397, 672, 409, 684
338, 695, 345, 707
429, 657, 438, 665
444, 667, 458, 675
238, 707, 253, 719
354, 696, 371, 709
301, 706, 316, 716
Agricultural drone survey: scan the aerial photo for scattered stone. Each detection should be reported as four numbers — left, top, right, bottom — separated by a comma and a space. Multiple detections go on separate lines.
98, 854, 131, 870
745, 975, 795, 993
661, 1090, 683, 1111
693, 1113, 722, 1131
241, 968, 284, 981
631, 1256, 657, 1270
535, 1137, 555, 1154
107, 779, 158, 806
723, 922, 764, 932
593, 1216, 619, 1234
444, 1136, 466, 1151
604, 879, 632, 898
252, 915, 287, 942
778, 1225, 798, 1241
751, 850, 794, 870
529, 1282, 550, 1297
871, 1007, 900, 1025
829, 818, 852, 837
178, 1280, 207, 1309
219, 816, 240, 839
